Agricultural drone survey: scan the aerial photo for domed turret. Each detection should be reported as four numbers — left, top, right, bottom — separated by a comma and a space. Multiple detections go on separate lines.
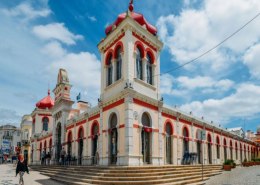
105, 0, 157, 36
36, 90, 54, 109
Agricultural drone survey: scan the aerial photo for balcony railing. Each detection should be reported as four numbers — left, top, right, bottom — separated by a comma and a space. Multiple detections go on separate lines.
22, 140, 30, 146
3, 135, 12, 139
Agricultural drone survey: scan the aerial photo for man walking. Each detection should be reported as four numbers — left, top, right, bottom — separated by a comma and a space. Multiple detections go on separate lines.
41, 151, 45, 165
60, 147, 66, 165
46, 152, 51, 165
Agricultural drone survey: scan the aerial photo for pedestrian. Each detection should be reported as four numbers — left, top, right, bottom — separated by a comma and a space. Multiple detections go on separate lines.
67, 151, 71, 165
46, 152, 51, 165
13, 155, 17, 167
60, 147, 66, 165
3, 156, 5, 164
41, 151, 45, 165
16, 155, 29, 185
4, 155, 7, 164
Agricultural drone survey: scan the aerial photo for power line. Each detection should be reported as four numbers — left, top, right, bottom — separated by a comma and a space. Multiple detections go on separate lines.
153, 12, 260, 77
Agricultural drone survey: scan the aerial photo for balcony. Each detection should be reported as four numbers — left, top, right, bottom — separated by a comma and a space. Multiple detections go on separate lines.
3, 135, 12, 139
22, 140, 30, 146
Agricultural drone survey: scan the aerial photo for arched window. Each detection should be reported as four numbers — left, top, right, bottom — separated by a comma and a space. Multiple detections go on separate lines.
136, 47, 142, 80
183, 127, 188, 137
165, 123, 172, 135
110, 114, 117, 128
183, 127, 189, 153
142, 113, 150, 127
107, 54, 113, 86
93, 123, 98, 135
116, 47, 122, 81
147, 53, 152, 85
43, 118, 48, 131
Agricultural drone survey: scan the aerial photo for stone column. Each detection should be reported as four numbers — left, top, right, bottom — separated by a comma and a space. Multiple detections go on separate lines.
142, 58, 148, 82
176, 112, 181, 165
213, 129, 215, 164
61, 112, 66, 145
152, 64, 156, 85
51, 117, 56, 164
112, 59, 117, 83
158, 101, 163, 165
124, 96, 134, 165
191, 120, 195, 153
33, 140, 37, 164
84, 114, 89, 165
124, 26, 134, 81
203, 124, 206, 165
73, 122, 76, 157
98, 103, 104, 165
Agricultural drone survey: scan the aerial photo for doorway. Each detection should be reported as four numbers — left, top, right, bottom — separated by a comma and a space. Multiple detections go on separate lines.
56, 123, 62, 163
165, 122, 172, 164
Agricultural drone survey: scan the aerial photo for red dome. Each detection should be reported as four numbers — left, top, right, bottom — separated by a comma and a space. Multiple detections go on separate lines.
105, 3, 157, 36
36, 90, 54, 109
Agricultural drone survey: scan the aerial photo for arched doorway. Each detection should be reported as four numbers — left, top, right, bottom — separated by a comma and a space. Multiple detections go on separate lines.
91, 122, 99, 165
216, 137, 220, 160
109, 113, 118, 164
165, 122, 172, 164
78, 127, 84, 165
49, 138, 52, 159
67, 131, 72, 155
207, 134, 212, 164
197, 130, 202, 164
224, 138, 227, 161
44, 141, 47, 165
230, 140, 233, 160
141, 113, 151, 164
235, 142, 238, 160
183, 126, 189, 154
56, 123, 62, 163
244, 144, 246, 160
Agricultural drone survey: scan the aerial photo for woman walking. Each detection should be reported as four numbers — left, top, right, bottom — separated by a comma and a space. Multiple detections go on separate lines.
16, 155, 29, 185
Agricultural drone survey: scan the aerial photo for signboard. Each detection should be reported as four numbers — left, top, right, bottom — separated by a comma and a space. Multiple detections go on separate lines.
2, 140, 11, 155
197, 129, 206, 141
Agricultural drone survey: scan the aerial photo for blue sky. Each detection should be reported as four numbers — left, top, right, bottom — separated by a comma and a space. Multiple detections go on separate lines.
0, 0, 260, 133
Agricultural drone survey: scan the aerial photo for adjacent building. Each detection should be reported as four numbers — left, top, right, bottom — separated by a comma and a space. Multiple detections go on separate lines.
20, 115, 32, 163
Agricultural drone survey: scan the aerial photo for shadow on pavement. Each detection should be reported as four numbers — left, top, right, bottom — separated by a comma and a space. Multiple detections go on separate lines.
35, 179, 65, 185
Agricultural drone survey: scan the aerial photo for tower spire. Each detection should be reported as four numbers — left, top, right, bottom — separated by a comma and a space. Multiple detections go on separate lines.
129, 0, 134, 12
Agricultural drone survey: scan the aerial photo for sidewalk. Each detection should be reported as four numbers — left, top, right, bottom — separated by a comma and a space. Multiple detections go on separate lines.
0, 163, 64, 185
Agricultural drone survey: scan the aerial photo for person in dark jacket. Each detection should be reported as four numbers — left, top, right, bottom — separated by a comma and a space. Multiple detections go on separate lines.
16, 155, 29, 185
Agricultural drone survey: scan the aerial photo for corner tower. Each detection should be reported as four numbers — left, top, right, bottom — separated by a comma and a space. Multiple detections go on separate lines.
98, 1, 164, 102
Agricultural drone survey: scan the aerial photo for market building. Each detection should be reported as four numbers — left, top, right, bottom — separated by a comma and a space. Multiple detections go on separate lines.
28, 1, 260, 166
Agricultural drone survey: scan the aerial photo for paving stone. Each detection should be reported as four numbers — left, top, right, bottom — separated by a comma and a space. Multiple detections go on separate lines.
205, 166, 260, 185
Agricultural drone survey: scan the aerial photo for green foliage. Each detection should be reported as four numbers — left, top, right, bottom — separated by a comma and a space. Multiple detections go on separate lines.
223, 160, 231, 165
243, 158, 247, 162
252, 158, 256, 162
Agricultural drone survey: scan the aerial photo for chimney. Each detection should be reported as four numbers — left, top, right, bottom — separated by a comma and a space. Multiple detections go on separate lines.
77, 101, 90, 114
247, 130, 251, 138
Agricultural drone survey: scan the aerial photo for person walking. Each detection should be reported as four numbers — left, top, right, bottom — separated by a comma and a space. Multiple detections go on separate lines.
67, 151, 71, 165
46, 152, 51, 165
16, 155, 29, 185
41, 151, 45, 165
4, 155, 7, 164
60, 147, 66, 165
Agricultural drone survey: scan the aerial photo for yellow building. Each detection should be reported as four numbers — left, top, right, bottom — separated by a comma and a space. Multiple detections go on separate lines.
20, 115, 32, 164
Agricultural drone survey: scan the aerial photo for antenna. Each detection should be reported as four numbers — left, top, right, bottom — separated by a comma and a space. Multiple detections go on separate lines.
48, 81, 50, 95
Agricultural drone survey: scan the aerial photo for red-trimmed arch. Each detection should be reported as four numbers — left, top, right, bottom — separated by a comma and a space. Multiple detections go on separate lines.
44, 140, 47, 148
145, 48, 156, 64
91, 120, 100, 136
105, 49, 114, 65
40, 142, 42, 149
67, 130, 73, 142
77, 126, 84, 139
182, 125, 190, 138
235, 142, 238, 149
244, 144, 246, 150
164, 119, 174, 135
230, 139, 233, 147
114, 41, 124, 57
207, 133, 212, 142
216, 135, 220, 144
49, 138, 52, 147
223, 137, 227, 146
42, 116, 49, 122
134, 41, 145, 57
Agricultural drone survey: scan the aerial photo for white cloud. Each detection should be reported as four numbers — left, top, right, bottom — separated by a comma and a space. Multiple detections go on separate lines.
1, 2, 51, 21
32, 23, 84, 45
88, 16, 97, 22
180, 83, 260, 124
156, 0, 260, 72
41, 41, 66, 59
104, 22, 110, 28
46, 52, 101, 94
161, 74, 234, 96
13, 92, 38, 103
243, 43, 260, 79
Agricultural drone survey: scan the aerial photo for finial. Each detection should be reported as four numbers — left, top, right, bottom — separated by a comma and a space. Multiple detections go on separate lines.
48, 81, 50, 95
129, 0, 134, 12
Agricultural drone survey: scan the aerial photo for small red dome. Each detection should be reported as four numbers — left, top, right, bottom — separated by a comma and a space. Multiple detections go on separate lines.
36, 90, 54, 109
105, 3, 157, 36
